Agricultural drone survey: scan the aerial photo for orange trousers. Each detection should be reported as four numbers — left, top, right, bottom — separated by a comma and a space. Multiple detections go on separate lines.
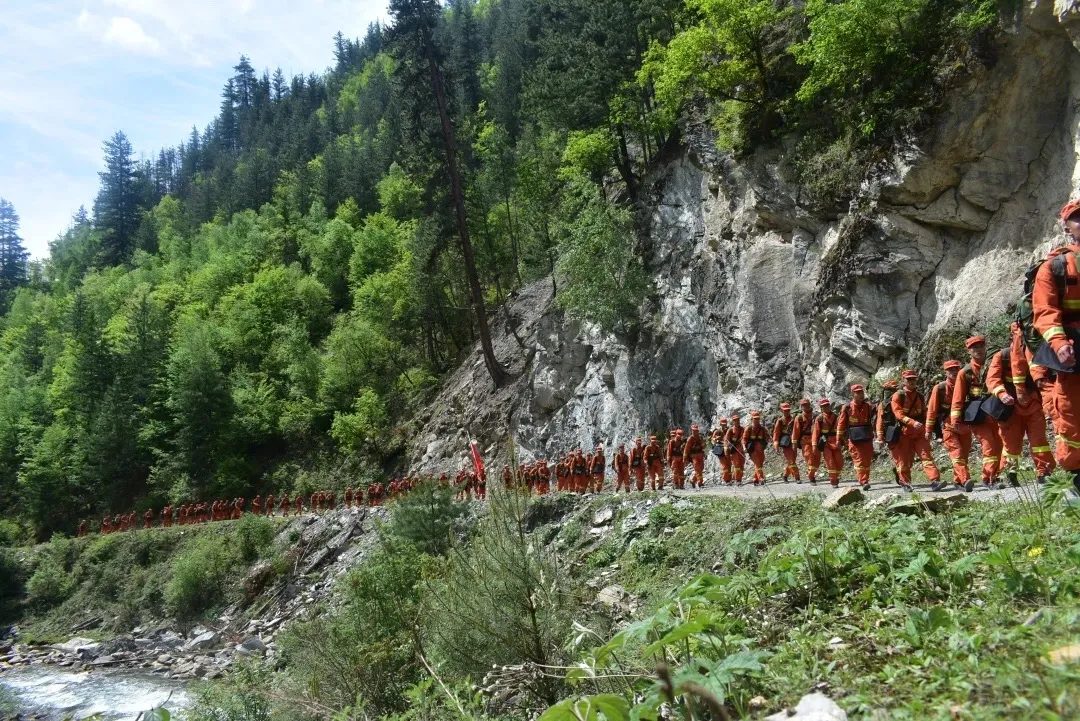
971, 419, 1003, 482
592, 472, 605, 493
1048, 372, 1080, 471
821, 444, 844, 485
731, 452, 745, 482
671, 459, 685, 489
999, 405, 1055, 477
649, 461, 665, 489
942, 425, 972, 483
848, 440, 874, 485
889, 433, 940, 484
749, 448, 765, 483
615, 471, 630, 492
719, 454, 733, 483
689, 455, 705, 487
633, 466, 646, 491
780, 446, 800, 481
800, 442, 818, 481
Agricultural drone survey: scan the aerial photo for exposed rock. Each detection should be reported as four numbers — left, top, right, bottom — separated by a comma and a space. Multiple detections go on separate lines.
887, 491, 970, 516
865, 493, 902, 511
1048, 643, 1080, 664
51, 637, 100, 657
235, 637, 267, 657
592, 508, 615, 526
765, 693, 848, 721
182, 630, 220, 652
822, 487, 865, 509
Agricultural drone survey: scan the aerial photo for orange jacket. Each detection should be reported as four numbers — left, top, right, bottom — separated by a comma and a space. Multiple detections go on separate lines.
1005, 328, 1045, 416
742, 424, 769, 449
724, 425, 745, 453
614, 451, 629, 473
891, 389, 927, 439
1032, 245, 1080, 354
792, 412, 814, 446
629, 446, 645, 468
645, 442, 664, 466
812, 412, 839, 450
773, 415, 795, 445
682, 433, 705, 459
950, 359, 986, 422
837, 401, 873, 441
926, 380, 953, 430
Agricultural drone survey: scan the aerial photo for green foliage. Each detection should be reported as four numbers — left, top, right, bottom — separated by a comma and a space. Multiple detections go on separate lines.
164, 534, 232, 619
386, 480, 469, 556
185, 663, 273, 721
278, 547, 423, 715
234, 513, 276, 564
554, 178, 648, 332
26, 555, 73, 610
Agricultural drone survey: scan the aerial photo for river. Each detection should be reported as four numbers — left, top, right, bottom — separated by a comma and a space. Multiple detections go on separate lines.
0, 666, 191, 720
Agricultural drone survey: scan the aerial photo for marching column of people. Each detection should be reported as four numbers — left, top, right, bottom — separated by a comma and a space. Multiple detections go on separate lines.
76, 198, 1080, 538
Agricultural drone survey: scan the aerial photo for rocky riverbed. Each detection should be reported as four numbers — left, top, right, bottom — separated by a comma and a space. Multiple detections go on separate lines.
0, 665, 189, 720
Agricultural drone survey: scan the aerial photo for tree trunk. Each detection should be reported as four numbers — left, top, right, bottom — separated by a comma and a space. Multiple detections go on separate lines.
425, 50, 506, 388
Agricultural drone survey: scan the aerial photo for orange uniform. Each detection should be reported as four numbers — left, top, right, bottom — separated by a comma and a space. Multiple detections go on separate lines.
591, 448, 606, 493
926, 370, 968, 487
989, 326, 1056, 479
613, 448, 631, 492
712, 423, 732, 483
666, 432, 685, 489
571, 452, 588, 493
950, 348, 1002, 485
645, 438, 665, 489
1031, 242, 1080, 474
252, 495, 262, 516
837, 391, 874, 487
682, 427, 707, 488
792, 402, 818, 483
725, 419, 746, 483
537, 461, 551, 495
812, 403, 843, 486
772, 408, 799, 482
742, 416, 769, 484
629, 440, 647, 491
888, 380, 940, 486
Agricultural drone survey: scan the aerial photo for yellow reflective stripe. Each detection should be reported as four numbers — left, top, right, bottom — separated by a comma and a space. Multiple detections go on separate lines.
1044, 325, 1067, 342
983, 456, 1000, 462
1060, 436, 1080, 449
954, 460, 968, 466
1032, 445, 1052, 453
992, 386, 1007, 396
951, 411, 962, 418
1064, 299, 1080, 309
921, 461, 936, 467
1009, 377, 1027, 384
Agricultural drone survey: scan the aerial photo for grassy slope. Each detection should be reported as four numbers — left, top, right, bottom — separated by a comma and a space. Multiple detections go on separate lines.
540, 478, 1080, 719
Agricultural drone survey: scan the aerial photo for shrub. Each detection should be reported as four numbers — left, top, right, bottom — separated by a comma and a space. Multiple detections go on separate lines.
26, 557, 74, 610
386, 480, 468, 556
0, 547, 25, 604
233, 513, 275, 564
164, 534, 231, 618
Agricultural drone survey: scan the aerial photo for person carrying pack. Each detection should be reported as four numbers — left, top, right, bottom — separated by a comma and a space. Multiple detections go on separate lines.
837, 384, 875, 489
888, 371, 940, 491
812, 399, 844, 487
792, 399, 818, 484
772, 402, 800, 482
950, 336, 1003, 490
1032, 199, 1080, 489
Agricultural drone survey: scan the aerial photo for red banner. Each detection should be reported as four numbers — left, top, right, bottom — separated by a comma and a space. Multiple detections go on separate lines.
470, 440, 486, 481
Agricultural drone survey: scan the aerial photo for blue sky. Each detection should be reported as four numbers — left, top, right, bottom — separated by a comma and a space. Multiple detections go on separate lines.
0, 0, 387, 259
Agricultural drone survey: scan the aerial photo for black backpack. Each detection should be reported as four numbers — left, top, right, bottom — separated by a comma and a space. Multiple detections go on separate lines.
1018, 251, 1071, 354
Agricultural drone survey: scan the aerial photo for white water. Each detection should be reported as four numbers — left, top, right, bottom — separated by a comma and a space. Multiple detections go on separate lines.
0, 666, 190, 720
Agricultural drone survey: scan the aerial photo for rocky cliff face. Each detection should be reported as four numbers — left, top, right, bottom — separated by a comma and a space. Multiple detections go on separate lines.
410, 0, 1080, 471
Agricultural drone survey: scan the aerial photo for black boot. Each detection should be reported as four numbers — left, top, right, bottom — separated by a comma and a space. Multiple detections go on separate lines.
1073, 471, 1080, 494
1008, 470, 1019, 488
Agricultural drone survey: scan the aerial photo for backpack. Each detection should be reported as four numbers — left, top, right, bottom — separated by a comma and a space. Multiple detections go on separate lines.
1018, 251, 1071, 354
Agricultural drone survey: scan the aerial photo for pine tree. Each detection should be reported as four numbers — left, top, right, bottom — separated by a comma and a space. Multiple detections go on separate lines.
218, 79, 239, 153
93, 131, 141, 266
0, 199, 29, 302
389, 0, 506, 388
271, 68, 288, 102
232, 55, 257, 109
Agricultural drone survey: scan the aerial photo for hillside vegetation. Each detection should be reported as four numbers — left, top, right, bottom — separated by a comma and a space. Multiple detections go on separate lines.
0, 0, 1004, 544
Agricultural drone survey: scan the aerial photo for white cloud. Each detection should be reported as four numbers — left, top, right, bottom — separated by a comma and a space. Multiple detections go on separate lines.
103, 16, 162, 55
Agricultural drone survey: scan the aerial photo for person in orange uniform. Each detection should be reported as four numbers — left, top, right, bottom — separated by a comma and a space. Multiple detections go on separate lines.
142, 508, 153, 529
813, 399, 843, 486
743, 412, 769, 485
989, 322, 1057, 484
951, 336, 1002, 489
772, 403, 799, 482
591, 445, 606, 493
645, 436, 664, 490
792, 399, 817, 484
613, 444, 631, 492
629, 438, 647, 491
1031, 202, 1080, 487
837, 385, 875, 488
683, 425, 707, 488
537, 460, 551, 495
162, 505, 173, 528
252, 495, 262, 516
926, 360, 968, 491
666, 430, 686, 489
726, 415, 746, 484
889, 371, 940, 490
572, 449, 588, 493
711, 420, 730, 483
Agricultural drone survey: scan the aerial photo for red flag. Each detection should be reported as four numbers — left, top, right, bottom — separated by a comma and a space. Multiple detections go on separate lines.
470, 440, 486, 481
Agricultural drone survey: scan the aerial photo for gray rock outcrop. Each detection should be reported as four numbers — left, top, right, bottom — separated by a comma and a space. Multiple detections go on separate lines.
408, 0, 1080, 472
